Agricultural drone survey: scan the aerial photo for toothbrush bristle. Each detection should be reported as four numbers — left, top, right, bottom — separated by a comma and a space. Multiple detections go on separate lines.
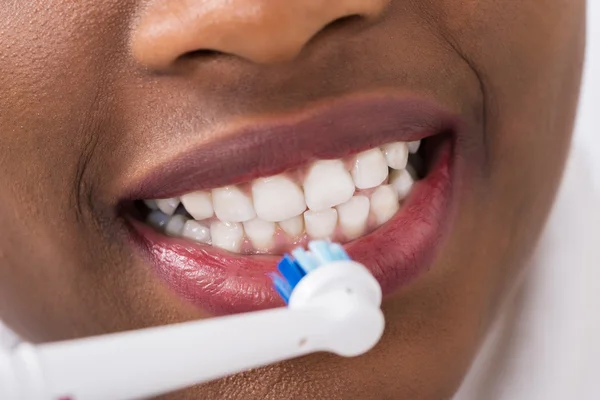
269, 272, 292, 303
277, 255, 306, 288
270, 240, 351, 304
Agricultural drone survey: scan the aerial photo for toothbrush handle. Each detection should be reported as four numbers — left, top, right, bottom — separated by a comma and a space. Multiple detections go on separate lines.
11, 306, 336, 400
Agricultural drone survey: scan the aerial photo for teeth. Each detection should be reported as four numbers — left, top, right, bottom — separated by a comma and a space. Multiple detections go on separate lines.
146, 210, 170, 230
212, 186, 256, 222
156, 198, 180, 216
210, 221, 244, 253
303, 160, 355, 211
279, 215, 304, 238
180, 191, 214, 220
408, 140, 421, 154
390, 169, 414, 200
243, 218, 276, 249
370, 185, 399, 225
304, 208, 338, 239
336, 196, 370, 240
165, 214, 187, 236
252, 175, 306, 222
143, 199, 159, 210
182, 220, 211, 244
144, 142, 421, 251
382, 142, 409, 170
351, 148, 389, 189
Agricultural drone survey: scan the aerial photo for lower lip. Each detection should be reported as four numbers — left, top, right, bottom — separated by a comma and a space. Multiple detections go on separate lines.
129, 139, 455, 316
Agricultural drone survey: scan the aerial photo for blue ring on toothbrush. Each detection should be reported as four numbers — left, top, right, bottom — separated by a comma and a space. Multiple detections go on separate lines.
270, 240, 351, 304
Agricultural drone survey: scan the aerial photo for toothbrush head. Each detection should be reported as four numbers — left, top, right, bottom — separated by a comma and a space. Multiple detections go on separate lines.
270, 241, 351, 304
271, 240, 384, 357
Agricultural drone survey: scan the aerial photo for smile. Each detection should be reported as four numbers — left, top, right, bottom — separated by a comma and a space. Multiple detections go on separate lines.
142, 139, 420, 253
125, 94, 462, 315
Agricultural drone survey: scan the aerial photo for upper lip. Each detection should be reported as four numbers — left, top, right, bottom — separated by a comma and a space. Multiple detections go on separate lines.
124, 93, 460, 200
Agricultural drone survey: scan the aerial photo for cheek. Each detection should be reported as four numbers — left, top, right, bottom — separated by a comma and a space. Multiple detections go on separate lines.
473, 1, 585, 255
467, 0, 585, 291
433, 0, 585, 239
436, 0, 585, 163
385, 0, 586, 386
0, 1, 127, 210
428, 2, 586, 348
0, 1, 134, 339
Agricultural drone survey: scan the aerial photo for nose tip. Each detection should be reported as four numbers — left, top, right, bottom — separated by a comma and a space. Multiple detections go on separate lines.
131, 0, 389, 69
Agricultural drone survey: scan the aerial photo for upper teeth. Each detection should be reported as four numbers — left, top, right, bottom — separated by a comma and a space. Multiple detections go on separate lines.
212, 186, 256, 222
180, 191, 214, 220
303, 159, 355, 210
382, 142, 409, 170
145, 140, 420, 254
408, 140, 421, 154
155, 198, 180, 216
351, 148, 389, 189
252, 175, 306, 222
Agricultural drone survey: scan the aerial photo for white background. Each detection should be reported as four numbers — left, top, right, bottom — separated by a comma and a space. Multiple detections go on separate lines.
576, 2, 600, 187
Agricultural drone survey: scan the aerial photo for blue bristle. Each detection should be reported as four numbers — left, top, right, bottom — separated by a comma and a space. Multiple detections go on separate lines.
269, 272, 292, 303
277, 254, 305, 289
308, 241, 334, 264
329, 242, 351, 261
271, 241, 352, 303
291, 248, 319, 272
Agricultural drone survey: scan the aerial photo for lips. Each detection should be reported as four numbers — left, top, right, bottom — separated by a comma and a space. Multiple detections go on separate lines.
125, 94, 461, 315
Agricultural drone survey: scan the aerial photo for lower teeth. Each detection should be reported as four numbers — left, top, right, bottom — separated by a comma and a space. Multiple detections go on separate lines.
140, 141, 422, 255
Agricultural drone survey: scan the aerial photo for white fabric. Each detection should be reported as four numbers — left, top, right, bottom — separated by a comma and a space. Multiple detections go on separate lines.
0, 325, 18, 351
1, 3, 599, 398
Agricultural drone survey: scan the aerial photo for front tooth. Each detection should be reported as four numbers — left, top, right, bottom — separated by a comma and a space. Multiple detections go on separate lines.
165, 214, 187, 236
408, 140, 421, 154
252, 175, 306, 222
382, 142, 409, 170
390, 169, 414, 200
243, 218, 276, 249
304, 208, 337, 239
156, 198, 180, 216
336, 196, 370, 240
210, 221, 244, 253
351, 148, 389, 189
180, 191, 214, 220
146, 210, 170, 231
370, 185, 399, 225
182, 220, 211, 244
303, 160, 355, 211
212, 186, 256, 222
279, 215, 304, 238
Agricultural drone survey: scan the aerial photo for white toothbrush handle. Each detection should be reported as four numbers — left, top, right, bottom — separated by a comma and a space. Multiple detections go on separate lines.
7, 300, 383, 400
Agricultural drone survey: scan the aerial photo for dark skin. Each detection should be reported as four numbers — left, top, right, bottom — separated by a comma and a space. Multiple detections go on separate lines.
0, 1, 585, 399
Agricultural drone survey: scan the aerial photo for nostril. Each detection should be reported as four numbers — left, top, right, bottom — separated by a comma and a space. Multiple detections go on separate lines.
309, 14, 367, 45
180, 48, 222, 61
325, 14, 365, 31
178, 15, 365, 64
132, 0, 389, 70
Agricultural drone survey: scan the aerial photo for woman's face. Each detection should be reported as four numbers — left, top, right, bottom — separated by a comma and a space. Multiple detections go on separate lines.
0, 1, 585, 399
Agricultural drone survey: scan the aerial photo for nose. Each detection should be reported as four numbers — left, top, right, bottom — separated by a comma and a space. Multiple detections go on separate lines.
131, 0, 389, 69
